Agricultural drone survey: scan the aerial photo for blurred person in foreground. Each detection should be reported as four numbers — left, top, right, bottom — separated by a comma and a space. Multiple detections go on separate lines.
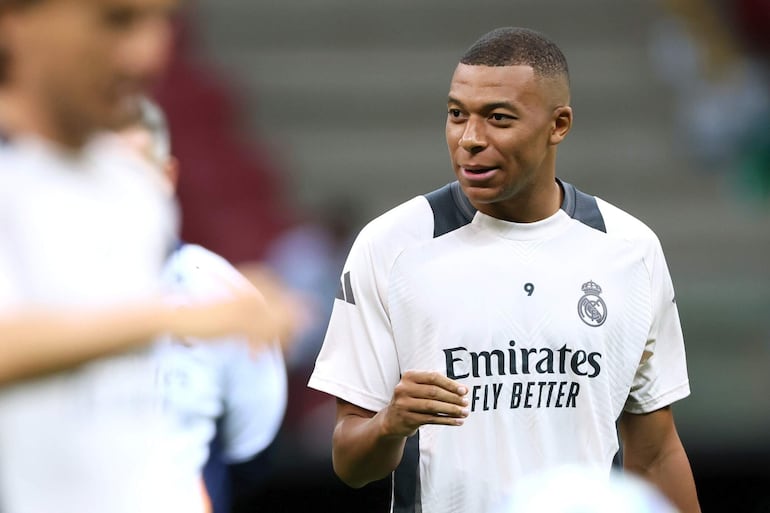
0, 1, 291, 512
309, 27, 700, 513
499, 465, 680, 513
117, 99, 289, 513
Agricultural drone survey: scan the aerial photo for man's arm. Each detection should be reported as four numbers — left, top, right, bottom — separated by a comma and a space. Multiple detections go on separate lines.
619, 406, 701, 513
0, 286, 292, 385
332, 370, 468, 488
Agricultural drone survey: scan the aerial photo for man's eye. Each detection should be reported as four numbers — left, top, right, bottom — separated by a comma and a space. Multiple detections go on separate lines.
490, 113, 511, 121
448, 109, 462, 118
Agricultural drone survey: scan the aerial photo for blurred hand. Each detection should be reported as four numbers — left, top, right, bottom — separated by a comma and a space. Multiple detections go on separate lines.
380, 370, 469, 437
166, 280, 297, 352
236, 262, 315, 351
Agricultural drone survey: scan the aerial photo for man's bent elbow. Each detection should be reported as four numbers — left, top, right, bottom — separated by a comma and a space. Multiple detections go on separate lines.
331, 449, 382, 489
331, 439, 398, 489
332, 458, 364, 488
330, 406, 403, 488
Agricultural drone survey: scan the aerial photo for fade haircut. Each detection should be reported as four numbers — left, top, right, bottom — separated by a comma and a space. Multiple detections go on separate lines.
460, 27, 569, 84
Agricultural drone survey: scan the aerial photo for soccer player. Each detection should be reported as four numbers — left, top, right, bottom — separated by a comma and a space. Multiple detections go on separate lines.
309, 27, 701, 513
0, 1, 289, 512
117, 99, 289, 513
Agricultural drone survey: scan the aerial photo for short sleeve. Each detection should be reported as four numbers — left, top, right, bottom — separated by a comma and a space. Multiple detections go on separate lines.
220, 341, 287, 463
624, 239, 691, 414
0, 248, 20, 309
308, 227, 403, 413
0, 204, 22, 309
161, 244, 289, 463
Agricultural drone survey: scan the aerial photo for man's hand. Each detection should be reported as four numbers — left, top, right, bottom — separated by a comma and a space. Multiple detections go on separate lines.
166, 284, 296, 349
331, 370, 469, 488
380, 370, 469, 437
236, 262, 312, 350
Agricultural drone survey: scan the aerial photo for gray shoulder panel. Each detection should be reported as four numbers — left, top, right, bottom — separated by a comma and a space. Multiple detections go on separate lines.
559, 179, 607, 233
423, 181, 476, 238
424, 179, 606, 235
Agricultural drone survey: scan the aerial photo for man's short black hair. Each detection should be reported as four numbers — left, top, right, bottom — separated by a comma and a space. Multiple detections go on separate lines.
460, 27, 569, 82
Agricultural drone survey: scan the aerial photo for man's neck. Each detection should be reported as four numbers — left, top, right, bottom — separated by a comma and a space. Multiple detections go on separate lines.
473, 177, 563, 223
0, 90, 89, 150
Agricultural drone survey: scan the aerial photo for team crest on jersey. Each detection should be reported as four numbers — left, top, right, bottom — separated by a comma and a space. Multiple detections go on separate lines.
577, 280, 607, 327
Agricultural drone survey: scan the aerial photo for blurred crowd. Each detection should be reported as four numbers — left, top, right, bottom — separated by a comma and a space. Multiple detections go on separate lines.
649, 0, 770, 203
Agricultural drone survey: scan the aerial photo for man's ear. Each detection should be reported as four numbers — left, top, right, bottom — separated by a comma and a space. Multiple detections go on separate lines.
164, 156, 179, 191
550, 106, 573, 145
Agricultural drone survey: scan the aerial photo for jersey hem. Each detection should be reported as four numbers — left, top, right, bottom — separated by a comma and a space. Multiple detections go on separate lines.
623, 382, 691, 414
308, 374, 390, 413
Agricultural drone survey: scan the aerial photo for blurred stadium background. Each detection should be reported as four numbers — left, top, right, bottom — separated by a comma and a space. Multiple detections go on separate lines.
155, 0, 770, 510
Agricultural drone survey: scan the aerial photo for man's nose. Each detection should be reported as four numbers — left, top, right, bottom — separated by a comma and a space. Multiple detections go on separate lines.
118, 16, 174, 84
459, 117, 488, 153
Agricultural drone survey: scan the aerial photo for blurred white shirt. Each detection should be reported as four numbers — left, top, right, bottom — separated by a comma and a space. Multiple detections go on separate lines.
0, 133, 202, 513
156, 243, 287, 472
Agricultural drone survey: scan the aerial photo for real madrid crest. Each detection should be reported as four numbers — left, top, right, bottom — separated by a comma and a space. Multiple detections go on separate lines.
577, 281, 607, 327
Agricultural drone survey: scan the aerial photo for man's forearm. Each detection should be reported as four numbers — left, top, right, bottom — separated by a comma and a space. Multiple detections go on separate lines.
332, 408, 408, 488
0, 303, 174, 384
626, 442, 701, 513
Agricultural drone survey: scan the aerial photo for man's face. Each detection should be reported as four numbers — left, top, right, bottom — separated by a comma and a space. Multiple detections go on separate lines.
3, 0, 178, 137
446, 63, 570, 220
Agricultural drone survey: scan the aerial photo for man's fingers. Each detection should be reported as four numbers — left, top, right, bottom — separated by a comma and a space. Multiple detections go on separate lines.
409, 412, 466, 427
413, 383, 469, 407
385, 370, 471, 435
401, 397, 469, 418
398, 372, 469, 403
402, 369, 468, 396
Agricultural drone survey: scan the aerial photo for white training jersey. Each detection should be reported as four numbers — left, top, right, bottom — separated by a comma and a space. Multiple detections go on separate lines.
0, 133, 204, 513
156, 243, 287, 472
309, 180, 690, 513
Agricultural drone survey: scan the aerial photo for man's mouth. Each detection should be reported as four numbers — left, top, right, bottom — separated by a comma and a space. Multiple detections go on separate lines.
463, 165, 497, 173
461, 165, 499, 178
